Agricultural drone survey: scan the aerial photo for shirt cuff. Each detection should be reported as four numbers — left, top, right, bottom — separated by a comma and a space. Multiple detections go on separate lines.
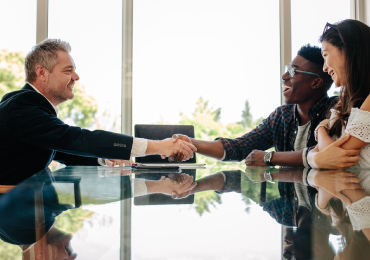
131, 138, 148, 157
97, 158, 106, 166
133, 178, 148, 196
307, 149, 318, 168
219, 171, 226, 182
302, 148, 309, 168
302, 167, 309, 186
306, 168, 318, 186
220, 150, 226, 161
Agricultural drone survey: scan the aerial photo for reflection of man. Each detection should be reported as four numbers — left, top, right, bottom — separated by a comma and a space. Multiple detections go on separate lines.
0, 168, 195, 259
0, 39, 196, 183
173, 45, 339, 167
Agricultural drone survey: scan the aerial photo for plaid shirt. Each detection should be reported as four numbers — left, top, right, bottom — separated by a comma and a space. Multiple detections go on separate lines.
217, 96, 339, 161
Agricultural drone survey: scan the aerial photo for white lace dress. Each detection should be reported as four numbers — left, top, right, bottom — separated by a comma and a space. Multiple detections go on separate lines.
346, 169, 370, 231
345, 108, 370, 168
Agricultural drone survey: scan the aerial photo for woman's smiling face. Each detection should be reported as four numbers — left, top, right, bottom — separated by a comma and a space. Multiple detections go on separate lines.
322, 41, 346, 87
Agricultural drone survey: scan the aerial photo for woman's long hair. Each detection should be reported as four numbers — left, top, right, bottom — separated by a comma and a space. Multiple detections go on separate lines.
319, 19, 370, 138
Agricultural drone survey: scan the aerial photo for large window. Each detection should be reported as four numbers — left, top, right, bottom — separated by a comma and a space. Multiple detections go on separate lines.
48, 0, 123, 132
132, 1, 282, 258
133, 0, 281, 133
0, 0, 37, 256
291, 0, 351, 96
0, 0, 37, 98
291, 0, 351, 253
48, 1, 124, 257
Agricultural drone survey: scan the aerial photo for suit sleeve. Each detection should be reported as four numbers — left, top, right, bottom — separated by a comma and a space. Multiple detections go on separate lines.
53, 152, 100, 166
5, 92, 133, 160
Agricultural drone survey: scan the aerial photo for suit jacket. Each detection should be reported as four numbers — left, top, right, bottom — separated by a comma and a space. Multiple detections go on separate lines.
0, 84, 133, 184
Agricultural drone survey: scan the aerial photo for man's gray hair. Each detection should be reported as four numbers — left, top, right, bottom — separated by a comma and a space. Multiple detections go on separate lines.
25, 39, 71, 83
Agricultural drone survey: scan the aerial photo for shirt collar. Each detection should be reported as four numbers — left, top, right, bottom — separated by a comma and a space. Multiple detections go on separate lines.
293, 95, 330, 122
308, 95, 330, 119
26, 82, 59, 115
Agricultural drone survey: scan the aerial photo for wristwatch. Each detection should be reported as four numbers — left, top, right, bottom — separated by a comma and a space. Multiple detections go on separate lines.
264, 151, 275, 166
264, 170, 275, 183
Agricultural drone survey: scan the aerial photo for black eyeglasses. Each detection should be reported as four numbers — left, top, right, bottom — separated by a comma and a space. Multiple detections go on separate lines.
285, 65, 321, 78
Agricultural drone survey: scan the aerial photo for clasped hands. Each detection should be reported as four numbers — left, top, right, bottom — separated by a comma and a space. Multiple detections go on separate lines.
307, 169, 362, 205
147, 173, 197, 197
164, 134, 194, 162
313, 133, 361, 169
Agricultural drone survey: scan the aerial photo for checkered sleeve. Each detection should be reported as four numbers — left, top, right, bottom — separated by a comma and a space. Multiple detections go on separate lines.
216, 170, 241, 194
216, 108, 281, 161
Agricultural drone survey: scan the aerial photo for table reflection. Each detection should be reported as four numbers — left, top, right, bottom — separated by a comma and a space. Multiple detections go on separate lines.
0, 166, 370, 259
0, 168, 77, 259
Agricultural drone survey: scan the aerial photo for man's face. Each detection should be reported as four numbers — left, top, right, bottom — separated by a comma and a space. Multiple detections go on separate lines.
282, 55, 319, 105
45, 51, 79, 106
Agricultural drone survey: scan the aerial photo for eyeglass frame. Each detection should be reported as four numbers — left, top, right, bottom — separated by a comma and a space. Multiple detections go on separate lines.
285, 65, 321, 78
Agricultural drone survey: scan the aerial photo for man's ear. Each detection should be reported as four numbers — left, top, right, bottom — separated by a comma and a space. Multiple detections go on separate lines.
311, 78, 323, 89
35, 65, 48, 82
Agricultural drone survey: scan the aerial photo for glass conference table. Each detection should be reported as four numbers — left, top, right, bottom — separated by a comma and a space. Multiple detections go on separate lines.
0, 164, 368, 260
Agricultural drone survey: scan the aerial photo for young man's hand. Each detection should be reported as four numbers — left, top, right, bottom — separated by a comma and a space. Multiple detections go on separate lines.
245, 150, 267, 166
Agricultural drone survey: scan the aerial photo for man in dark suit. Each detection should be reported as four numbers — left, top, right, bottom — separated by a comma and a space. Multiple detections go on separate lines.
0, 39, 196, 183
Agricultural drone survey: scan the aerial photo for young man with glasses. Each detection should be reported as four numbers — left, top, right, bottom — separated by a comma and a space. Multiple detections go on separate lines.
172, 45, 348, 169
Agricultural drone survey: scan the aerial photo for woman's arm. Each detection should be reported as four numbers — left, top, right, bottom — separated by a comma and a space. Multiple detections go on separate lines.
363, 229, 370, 241
316, 119, 335, 151
317, 127, 335, 151
317, 187, 334, 209
307, 169, 361, 205
340, 94, 370, 150
308, 134, 360, 169
342, 174, 370, 241
342, 189, 369, 204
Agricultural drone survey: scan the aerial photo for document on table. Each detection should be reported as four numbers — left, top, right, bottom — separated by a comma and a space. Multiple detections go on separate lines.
98, 163, 206, 169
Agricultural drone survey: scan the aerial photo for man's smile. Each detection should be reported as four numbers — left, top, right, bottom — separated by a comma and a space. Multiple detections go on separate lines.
282, 85, 291, 93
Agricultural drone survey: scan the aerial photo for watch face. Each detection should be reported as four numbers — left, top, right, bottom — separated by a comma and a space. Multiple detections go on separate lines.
264, 152, 272, 162
264, 171, 272, 181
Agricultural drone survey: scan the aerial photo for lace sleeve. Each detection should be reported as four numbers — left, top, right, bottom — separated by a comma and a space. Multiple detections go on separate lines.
345, 108, 370, 143
346, 196, 370, 231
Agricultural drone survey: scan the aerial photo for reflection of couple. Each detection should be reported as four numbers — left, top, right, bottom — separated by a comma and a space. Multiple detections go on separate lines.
178, 168, 336, 260
309, 168, 370, 259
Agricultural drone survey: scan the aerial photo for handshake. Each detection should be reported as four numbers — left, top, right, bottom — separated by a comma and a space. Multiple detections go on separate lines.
102, 134, 195, 167
161, 134, 194, 162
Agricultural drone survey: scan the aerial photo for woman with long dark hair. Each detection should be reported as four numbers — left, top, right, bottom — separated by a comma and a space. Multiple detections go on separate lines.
308, 19, 370, 169
307, 19, 370, 258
